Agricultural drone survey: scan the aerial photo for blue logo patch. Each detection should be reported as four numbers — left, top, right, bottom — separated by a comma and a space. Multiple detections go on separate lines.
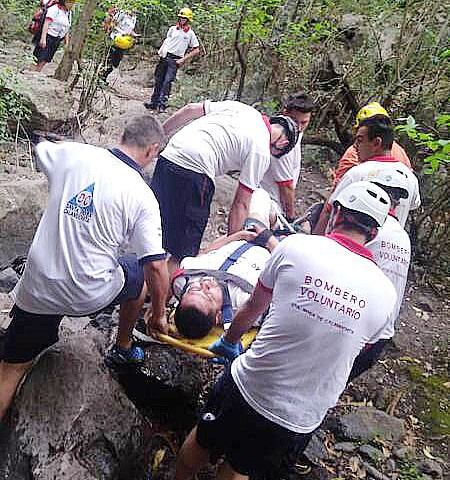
64, 183, 95, 222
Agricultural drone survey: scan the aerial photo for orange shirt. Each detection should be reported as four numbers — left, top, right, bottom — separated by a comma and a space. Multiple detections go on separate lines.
332, 141, 412, 188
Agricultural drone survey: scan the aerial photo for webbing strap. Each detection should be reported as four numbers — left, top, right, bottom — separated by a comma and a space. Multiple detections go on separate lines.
219, 242, 255, 272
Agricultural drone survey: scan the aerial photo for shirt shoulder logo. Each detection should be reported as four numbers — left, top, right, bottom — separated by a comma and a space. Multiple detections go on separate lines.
64, 183, 95, 222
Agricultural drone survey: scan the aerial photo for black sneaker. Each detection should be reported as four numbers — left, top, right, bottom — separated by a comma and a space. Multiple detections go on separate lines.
104, 344, 145, 369
144, 101, 157, 110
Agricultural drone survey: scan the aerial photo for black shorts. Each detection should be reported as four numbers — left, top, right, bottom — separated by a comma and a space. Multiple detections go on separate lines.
1, 255, 145, 364
150, 156, 215, 260
196, 368, 312, 477
33, 33, 62, 63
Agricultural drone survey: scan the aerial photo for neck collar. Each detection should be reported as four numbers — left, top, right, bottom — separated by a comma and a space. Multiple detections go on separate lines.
176, 22, 190, 32
109, 148, 143, 176
368, 155, 397, 163
326, 232, 375, 262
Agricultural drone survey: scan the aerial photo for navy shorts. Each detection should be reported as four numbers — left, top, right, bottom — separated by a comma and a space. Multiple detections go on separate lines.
33, 33, 62, 63
196, 368, 312, 477
1, 255, 145, 364
150, 156, 215, 260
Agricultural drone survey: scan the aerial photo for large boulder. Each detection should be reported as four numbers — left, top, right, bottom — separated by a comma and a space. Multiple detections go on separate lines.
0, 318, 148, 480
0, 173, 47, 265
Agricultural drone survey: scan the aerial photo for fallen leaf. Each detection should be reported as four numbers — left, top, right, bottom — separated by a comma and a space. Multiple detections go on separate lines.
152, 448, 166, 473
398, 356, 421, 364
423, 446, 436, 460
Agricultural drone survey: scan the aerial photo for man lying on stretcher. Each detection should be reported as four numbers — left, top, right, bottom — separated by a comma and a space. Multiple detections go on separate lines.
171, 189, 279, 339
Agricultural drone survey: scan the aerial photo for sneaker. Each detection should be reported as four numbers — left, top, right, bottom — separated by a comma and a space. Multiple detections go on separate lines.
157, 105, 166, 113
132, 317, 163, 345
144, 101, 157, 110
104, 344, 145, 368
285, 455, 313, 478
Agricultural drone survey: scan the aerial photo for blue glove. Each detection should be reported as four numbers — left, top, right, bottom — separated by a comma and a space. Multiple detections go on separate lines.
208, 335, 243, 362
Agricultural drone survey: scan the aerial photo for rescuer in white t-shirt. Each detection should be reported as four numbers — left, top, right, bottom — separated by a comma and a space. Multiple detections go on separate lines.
260, 91, 315, 220
348, 168, 413, 381
0, 115, 169, 423
174, 181, 397, 480
151, 100, 299, 277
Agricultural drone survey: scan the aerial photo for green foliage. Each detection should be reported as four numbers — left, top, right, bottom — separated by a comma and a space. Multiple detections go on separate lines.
0, 68, 31, 141
396, 114, 450, 174
398, 461, 424, 480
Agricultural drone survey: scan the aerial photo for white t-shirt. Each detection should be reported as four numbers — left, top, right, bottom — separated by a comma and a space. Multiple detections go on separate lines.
176, 240, 270, 312
110, 11, 136, 39
231, 233, 397, 434
161, 101, 272, 190
366, 214, 411, 338
329, 157, 421, 227
11, 142, 165, 316
260, 133, 303, 210
158, 25, 199, 58
46, 4, 71, 38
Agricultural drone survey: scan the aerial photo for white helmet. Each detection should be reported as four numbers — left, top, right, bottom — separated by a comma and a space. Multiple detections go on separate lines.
370, 168, 409, 199
335, 181, 391, 226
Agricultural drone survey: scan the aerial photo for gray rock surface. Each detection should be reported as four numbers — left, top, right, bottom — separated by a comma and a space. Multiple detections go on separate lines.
304, 430, 329, 462
0, 173, 47, 265
334, 441, 357, 453
359, 444, 383, 463
417, 459, 444, 479
0, 267, 18, 293
338, 407, 405, 443
0, 320, 147, 480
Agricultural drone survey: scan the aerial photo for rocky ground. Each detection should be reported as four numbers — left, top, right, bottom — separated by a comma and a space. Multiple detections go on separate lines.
0, 44, 448, 480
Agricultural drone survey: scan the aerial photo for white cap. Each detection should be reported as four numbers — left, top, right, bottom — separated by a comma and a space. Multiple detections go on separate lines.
335, 181, 391, 227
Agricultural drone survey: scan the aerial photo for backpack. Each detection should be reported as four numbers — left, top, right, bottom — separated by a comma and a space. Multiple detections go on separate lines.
28, 0, 59, 35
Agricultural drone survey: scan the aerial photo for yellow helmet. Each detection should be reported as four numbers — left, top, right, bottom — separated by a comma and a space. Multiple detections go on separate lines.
178, 7, 193, 22
354, 102, 389, 129
113, 34, 134, 50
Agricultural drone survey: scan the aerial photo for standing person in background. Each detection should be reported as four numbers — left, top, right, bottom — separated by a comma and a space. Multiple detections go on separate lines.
260, 92, 315, 221
144, 7, 200, 113
101, 7, 139, 81
31, 0, 74, 72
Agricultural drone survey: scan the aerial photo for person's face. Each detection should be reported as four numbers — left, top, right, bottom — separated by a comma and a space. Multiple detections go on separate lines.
285, 110, 311, 132
269, 125, 289, 157
178, 16, 189, 24
354, 125, 380, 162
180, 277, 223, 323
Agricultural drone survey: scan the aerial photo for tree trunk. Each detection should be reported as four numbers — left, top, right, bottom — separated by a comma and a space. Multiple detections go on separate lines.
54, 0, 99, 82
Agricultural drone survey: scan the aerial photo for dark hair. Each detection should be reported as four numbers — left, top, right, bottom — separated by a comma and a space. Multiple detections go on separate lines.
337, 206, 378, 241
121, 115, 165, 150
283, 91, 316, 113
174, 304, 216, 339
358, 115, 394, 150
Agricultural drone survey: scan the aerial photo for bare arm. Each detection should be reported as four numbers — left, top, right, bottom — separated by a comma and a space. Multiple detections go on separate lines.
313, 201, 331, 235
278, 183, 295, 219
162, 101, 205, 137
228, 184, 253, 235
143, 259, 169, 335
39, 19, 50, 47
201, 230, 257, 254
225, 282, 273, 343
176, 46, 200, 67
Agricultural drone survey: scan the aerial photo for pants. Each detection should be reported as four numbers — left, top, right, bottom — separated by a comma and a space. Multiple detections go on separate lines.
103, 46, 124, 79
150, 55, 179, 108
347, 338, 389, 383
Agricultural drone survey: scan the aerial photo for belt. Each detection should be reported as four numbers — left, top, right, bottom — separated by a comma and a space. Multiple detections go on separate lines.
166, 52, 182, 59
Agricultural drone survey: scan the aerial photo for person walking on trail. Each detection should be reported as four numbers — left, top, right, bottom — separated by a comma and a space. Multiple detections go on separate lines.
260, 91, 316, 221
144, 7, 200, 113
31, 0, 75, 72
348, 168, 413, 381
150, 99, 299, 277
101, 7, 139, 81
0, 115, 169, 423
314, 115, 421, 234
332, 102, 412, 187
174, 181, 397, 480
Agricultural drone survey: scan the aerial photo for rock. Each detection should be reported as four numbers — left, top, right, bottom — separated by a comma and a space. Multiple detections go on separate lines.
361, 461, 391, 480
5, 71, 75, 131
338, 407, 405, 442
417, 459, 443, 479
304, 430, 329, 463
393, 446, 414, 460
386, 458, 396, 472
0, 267, 19, 293
334, 441, 357, 453
359, 444, 383, 463
0, 173, 47, 265
0, 320, 147, 480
